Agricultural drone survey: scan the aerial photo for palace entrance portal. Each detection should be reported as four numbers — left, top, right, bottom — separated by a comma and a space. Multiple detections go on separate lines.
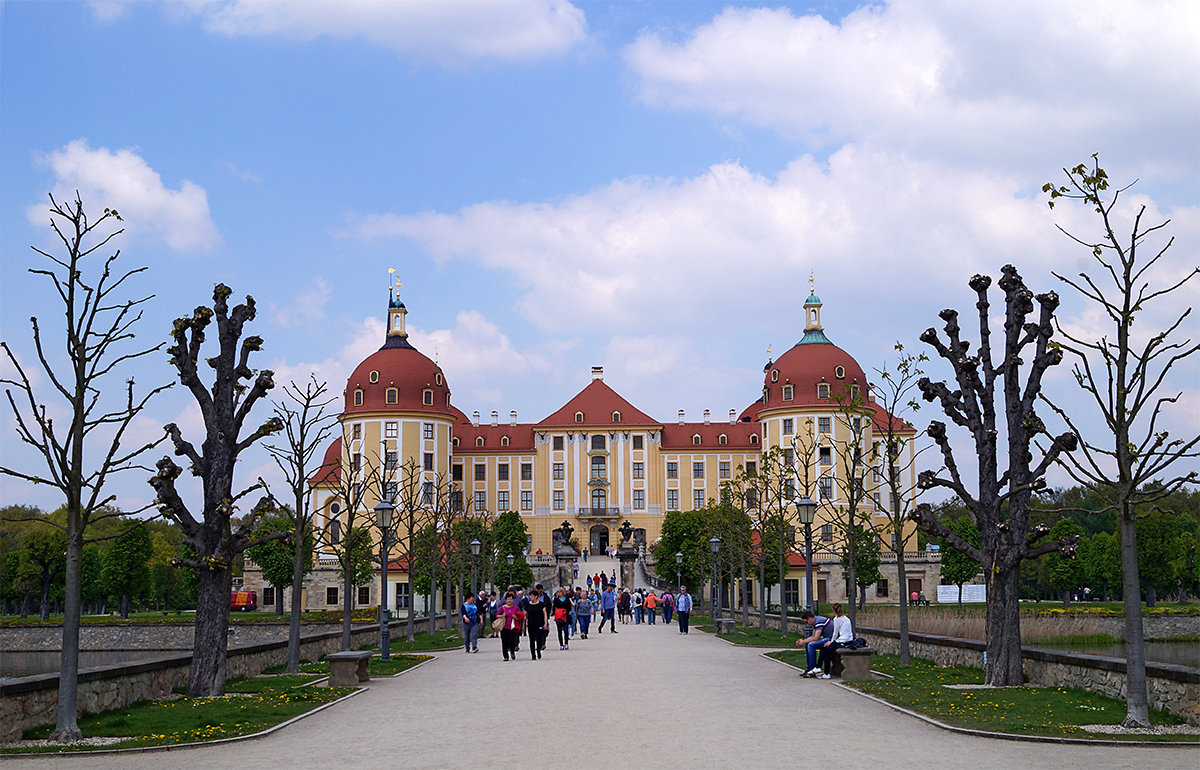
590, 525, 609, 553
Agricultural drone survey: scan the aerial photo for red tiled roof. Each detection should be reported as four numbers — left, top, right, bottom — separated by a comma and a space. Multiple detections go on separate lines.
870, 403, 917, 435
535, 379, 660, 428
453, 423, 537, 452
307, 438, 342, 487
344, 340, 456, 419
757, 342, 868, 415
660, 421, 761, 450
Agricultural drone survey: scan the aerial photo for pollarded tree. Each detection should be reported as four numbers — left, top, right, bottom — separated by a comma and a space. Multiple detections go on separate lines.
1042, 155, 1199, 726
911, 265, 1079, 686
1, 195, 168, 739
149, 284, 286, 696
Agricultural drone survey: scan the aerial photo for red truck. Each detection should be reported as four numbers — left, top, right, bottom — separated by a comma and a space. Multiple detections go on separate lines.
230, 589, 258, 612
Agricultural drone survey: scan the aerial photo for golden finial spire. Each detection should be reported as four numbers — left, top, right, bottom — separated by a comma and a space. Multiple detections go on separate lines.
434, 344, 439, 364
809, 270, 814, 293
766, 344, 773, 361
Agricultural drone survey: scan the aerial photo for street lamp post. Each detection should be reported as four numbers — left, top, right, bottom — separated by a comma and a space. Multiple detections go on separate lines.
506, 553, 514, 589
374, 500, 395, 661
795, 496, 817, 615
675, 552, 683, 590
470, 538, 481, 598
709, 536, 721, 620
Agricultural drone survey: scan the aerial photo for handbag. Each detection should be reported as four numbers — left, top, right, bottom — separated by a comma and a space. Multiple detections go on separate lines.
554, 607, 567, 622
492, 617, 505, 633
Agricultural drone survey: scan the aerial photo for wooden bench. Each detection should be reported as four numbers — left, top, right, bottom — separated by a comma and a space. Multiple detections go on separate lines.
326, 650, 373, 687
715, 619, 737, 635
829, 647, 874, 681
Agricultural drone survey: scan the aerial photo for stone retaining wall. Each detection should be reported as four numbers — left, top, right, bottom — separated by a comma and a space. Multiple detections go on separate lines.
0, 613, 456, 743
858, 626, 1200, 726
0, 621, 355, 652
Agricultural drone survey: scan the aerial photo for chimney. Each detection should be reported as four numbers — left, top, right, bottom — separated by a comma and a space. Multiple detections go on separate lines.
490, 410, 499, 427
729, 409, 736, 424
703, 409, 711, 425
509, 410, 518, 427
471, 411, 479, 427
591, 366, 604, 381
677, 409, 685, 426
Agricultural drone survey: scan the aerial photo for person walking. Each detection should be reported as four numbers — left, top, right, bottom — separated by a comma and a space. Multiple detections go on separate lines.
461, 593, 480, 653
523, 589, 549, 660
644, 590, 658, 625
632, 589, 644, 624
572, 560, 580, 580
598, 584, 617, 633
582, 547, 588, 562
552, 587, 573, 651
496, 592, 524, 661
676, 587, 693, 634
618, 589, 631, 624
575, 590, 593, 639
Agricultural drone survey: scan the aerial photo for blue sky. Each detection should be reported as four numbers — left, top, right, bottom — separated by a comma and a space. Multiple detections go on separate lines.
2, 0, 1197, 513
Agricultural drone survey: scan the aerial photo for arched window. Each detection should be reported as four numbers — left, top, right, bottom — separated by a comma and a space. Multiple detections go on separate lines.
385, 387, 398, 404
718, 434, 728, 445
771, 369, 779, 383
452, 436, 460, 447
575, 411, 584, 423
353, 389, 363, 406
692, 434, 701, 445
476, 436, 485, 447
817, 383, 830, 399
330, 519, 342, 545
762, 388, 769, 405
783, 384, 794, 401
369, 370, 379, 384
591, 487, 607, 511
422, 389, 433, 406
612, 411, 621, 423
435, 372, 443, 386
851, 384, 860, 400
591, 435, 605, 450
835, 366, 845, 379
750, 434, 759, 445
501, 436, 510, 447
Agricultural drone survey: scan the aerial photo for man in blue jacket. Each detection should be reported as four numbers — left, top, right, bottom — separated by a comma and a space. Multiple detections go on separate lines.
597, 585, 618, 633
796, 609, 833, 676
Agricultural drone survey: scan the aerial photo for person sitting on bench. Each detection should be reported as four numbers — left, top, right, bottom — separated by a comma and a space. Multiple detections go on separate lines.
813, 603, 854, 679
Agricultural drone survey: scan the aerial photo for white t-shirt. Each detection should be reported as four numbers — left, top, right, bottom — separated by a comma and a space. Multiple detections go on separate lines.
832, 615, 854, 643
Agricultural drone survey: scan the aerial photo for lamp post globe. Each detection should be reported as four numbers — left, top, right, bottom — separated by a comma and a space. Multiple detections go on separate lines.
374, 500, 395, 661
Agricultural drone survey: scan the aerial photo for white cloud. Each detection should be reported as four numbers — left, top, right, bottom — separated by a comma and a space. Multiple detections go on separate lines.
88, 1, 130, 23
30, 139, 219, 252
185, 0, 588, 65
271, 277, 331, 327
624, 1, 1200, 182
218, 159, 262, 183
270, 316, 385, 404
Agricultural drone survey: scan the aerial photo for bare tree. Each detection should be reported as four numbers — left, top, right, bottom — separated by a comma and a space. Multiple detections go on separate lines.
912, 265, 1080, 686
390, 457, 432, 642
0, 194, 168, 740
824, 388, 873, 626
264, 376, 336, 672
149, 284, 285, 696
870, 345, 926, 665
1042, 156, 1199, 727
740, 446, 798, 633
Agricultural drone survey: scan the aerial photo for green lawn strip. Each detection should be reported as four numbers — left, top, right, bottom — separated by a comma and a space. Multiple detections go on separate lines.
692, 619, 806, 647
260, 654, 430, 678
767, 652, 1192, 743
8, 674, 354, 754
378, 628, 465, 652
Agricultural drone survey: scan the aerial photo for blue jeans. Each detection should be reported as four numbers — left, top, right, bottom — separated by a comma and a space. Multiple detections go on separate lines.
663, 606, 672, 624
599, 608, 615, 631
578, 615, 590, 635
805, 639, 826, 669
634, 606, 643, 623
463, 621, 479, 651
569, 610, 577, 635
647, 609, 656, 624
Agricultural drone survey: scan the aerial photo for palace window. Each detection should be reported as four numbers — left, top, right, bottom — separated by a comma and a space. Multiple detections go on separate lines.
385, 451, 397, 470
693, 461, 704, 479
369, 370, 379, 384
750, 434, 759, 445
384, 422, 397, 438
592, 435, 605, 450
693, 489, 705, 510
423, 423, 433, 439
745, 489, 758, 509
423, 452, 433, 471
553, 462, 564, 480
353, 389, 363, 406
421, 482, 433, 506
553, 491, 565, 510
835, 366, 845, 379
783, 418, 794, 434
474, 491, 487, 512
632, 435, 644, 450
666, 462, 678, 479
633, 490, 645, 509
553, 436, 564, 450
745, 461, 757, 476
498, 463, 509, 481
817, 383, 830, 399
591, 456, 606, 480
498, 491, 509, 511
520, 491, 532, 511
358, 586, 371, 606
876, 580, 889, 597
351, 453, 361, 473
326, 587, 338, 606
612, 411, 621, 423
520, 463, 532, 481
575, 411, 584, 423
474, 464, 485, 481
385, 387, 398, 404
476, 436, 485, 447
501, 436, 510, 447
785, 448, 795, 465
450, 491, 463, 512
819, 417, 831, 433
821, 523, 833, 542
718, 434, 727, 445
452, 437, 460, 447
435, 372, 443, 386
719, 461, 730, 479
632, 462, 644, 479
422, 389, 433, 406
771, 369, 779, 383
692, 434, 701, 445
819, 447, 832, 465
818, 477, 833, 500
783, 385, 794, 401
330, 518, 342, 545
263, 587, 275, 606
851, 384, 861, 400
666, 490, 679, 511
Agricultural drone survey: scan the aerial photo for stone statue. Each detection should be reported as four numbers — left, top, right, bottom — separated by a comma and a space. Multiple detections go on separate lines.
558, 520, 574, 545
618, 520, 634, 544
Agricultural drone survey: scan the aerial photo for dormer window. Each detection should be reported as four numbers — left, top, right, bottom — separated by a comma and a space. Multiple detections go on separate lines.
612, 411, 621, 423
501, 436, 510, 447
692, 434, 701, 445
762, 388, 769, 406
452, 437, 460, 447
783, 384, 794, 401
750, 434, 759, 445
771, 369, 779, 383
422, 389, 433, 406
476, 436, 485, 447
385, 387, 398, 404
817, 383, 830, 399
851, 384, 861, 400
435, 372, 443, 386
835, 366, 845, 379
575, 411, 584, 423
718, 434, 728, 445
353, 389, 363, 406
369, 370, 379, 384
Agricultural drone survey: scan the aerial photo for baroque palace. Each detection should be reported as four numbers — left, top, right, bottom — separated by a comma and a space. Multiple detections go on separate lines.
245, 289, 941, 612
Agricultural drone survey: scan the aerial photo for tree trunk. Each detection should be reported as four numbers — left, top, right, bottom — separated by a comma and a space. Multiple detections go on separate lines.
120, 594, 130, 620
275, 583, 284, 616
287, 533, 305, 674
39, 574, 52, 621
896, 550, 910, 665
957, 583, 963, 609
50, 533, 84, 741
1119, 510, 1150, 727
1144, 584, 1156, 608
740, 555, 748, 627
758, 559, 766, 631
983, 564, 1023, 686
189, 567, 231, 696
1061, 589, 1070, 609
341, 570, 353, 651
778, 541, 788, 635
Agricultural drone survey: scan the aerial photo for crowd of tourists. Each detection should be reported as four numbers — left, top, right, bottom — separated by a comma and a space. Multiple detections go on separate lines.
458, 574, 701, 660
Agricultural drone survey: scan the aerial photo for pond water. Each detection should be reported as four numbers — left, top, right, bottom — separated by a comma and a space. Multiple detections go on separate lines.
1038, 641, 1200, 669
0, 650, 182, 680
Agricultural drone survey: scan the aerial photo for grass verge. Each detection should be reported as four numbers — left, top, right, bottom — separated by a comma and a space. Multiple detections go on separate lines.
692, 618, 807, 647
767, 652, 1195, 743
262, 653, 431, 678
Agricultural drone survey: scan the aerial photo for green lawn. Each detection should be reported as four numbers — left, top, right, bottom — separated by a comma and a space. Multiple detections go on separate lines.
692, 618, 808, 647
767, 652, 1194, 742
262, 653, 431, 678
